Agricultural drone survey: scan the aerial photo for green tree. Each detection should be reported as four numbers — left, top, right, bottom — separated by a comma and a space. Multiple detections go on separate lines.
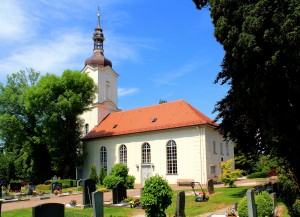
0, 69, 97, 182
29, 69, 97, 178
140, 175, 173, 217
193, 0, 300, 210
220, 159, 242, 187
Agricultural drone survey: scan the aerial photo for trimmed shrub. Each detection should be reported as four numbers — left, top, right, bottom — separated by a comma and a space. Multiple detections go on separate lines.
237, 191, 273, 217
110, 163, 129, 181
89, 163, 99, 184
140, 175, 173, 217
103, 175, 123, 189
99, 166, 107, 185
125, 175, 135, 189
256, 191, 273, 217
36, 184, 51, 191
237, 197, 248, 217
247, 171, 268, 179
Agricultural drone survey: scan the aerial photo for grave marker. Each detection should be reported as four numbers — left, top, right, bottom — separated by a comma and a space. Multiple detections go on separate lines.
246, 189, 257, 217
207, 179, 215, 194
51, 182, 62, 194
32, 203, 64, 217
175, 191, 185, 217
83, 179, 96, 207
92, 191, 104, 217
112, 182, 127, 204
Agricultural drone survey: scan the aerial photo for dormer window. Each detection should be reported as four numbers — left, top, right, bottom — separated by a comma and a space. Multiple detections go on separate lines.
152, 118, 157, 123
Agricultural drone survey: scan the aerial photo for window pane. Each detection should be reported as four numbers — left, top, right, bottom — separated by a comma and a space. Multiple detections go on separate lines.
166, 140, 177, 174
119, 144, 127, 165
100, 146, 107, 172
142, 143, 151, 164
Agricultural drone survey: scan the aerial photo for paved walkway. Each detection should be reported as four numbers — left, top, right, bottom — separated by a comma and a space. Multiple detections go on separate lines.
1, 178, 260, 215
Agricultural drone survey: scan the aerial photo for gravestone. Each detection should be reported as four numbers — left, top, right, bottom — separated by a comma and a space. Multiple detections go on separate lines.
77, 179, 83, 187
175, 191, 185, 217
83, 179, 96, 206
92, 191, 104, 217
246, 189, 257, 217
32, 203, 64, 217
270, 192, 277, 215
9, 183, 21, 192
51, 182, 62, 194
112, 182, 127, 204
207, 179, 215, 194
28, 183, 35, 195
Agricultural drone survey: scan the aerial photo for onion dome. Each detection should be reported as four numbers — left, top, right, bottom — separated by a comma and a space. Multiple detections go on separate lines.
85, 8, 112, 68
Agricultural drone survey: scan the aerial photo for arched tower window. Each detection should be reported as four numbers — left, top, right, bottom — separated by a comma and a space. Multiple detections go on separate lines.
166, 140, 177, 174
119, 144, 127, 165
106, 82, 110, 100
100, 146, 107, 172
142, 143, 151, 164
213, 141, 217, 154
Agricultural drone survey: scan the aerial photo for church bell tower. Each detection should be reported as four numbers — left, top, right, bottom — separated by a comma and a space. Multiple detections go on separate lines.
81, 8, 120, 135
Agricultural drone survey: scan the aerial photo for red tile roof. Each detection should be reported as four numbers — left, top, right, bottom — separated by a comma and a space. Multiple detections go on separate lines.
83, 100, 217, 140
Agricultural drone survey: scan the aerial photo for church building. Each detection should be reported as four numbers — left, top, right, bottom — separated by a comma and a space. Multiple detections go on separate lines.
81, 11, 234, 185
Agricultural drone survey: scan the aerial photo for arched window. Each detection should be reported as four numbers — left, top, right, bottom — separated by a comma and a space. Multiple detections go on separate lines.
213, 141, 217, 154
85, 123, 89, 135
142, 143, 151, 164
119, 144, 127, 165
100, 146, 107, 172
106, 82, 110, 99
166, 140, 177, 174
220, 143, 224, 155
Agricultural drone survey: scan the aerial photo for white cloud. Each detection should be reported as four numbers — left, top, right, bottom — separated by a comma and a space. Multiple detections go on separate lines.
0, 0, 37, 41
0, 32, 90, 75
118, 87, 139, 97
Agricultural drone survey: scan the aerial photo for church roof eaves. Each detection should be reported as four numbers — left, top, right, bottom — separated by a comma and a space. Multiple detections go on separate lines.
83, 100, 217, 140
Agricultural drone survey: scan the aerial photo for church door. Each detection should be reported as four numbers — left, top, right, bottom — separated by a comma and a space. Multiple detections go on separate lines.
141, 165, 152, 185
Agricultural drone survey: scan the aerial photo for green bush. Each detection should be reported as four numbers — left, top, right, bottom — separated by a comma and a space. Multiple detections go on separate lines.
110, 163, 129, 180
292, 199, 300, 216
103, 175, 123, 189
256, 191, 273, 217
140, 175, 173, 217
237, 191, 273, 217
237, 197, 248, 217
89, 163, 99, 184
103, 163, 135, 189
125, 175, 135, 189
36, 184, 51, 191
247, 171, 268, 179
99, 166, 107, 185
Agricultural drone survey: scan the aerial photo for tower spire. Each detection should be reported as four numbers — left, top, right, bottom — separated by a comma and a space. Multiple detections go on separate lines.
84, 6, 112, 68
93, 6, 104, 54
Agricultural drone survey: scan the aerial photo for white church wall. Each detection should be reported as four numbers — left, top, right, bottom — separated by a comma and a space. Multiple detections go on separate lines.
205, 126, 235, 182
83, 125, 216, 185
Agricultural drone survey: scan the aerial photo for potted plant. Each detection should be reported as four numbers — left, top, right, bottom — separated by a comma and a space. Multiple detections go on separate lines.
225, 207, 237, 217
69, 199, 77, 206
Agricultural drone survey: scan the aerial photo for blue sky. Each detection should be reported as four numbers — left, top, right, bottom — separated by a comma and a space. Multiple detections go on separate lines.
0, 0, 228, 120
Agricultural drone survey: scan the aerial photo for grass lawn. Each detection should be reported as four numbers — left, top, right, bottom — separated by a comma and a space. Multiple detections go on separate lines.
1, 186, 251, 217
